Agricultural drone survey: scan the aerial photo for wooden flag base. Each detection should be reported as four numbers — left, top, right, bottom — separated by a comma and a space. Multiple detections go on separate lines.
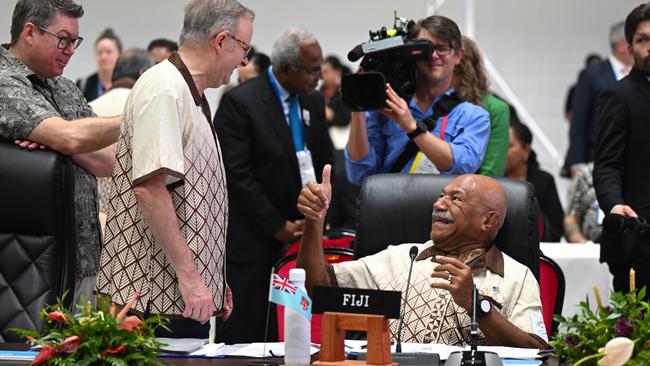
313, 312, 398, 366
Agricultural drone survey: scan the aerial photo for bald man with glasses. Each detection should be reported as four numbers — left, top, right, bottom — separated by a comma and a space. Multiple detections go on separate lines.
0, 0, 121, 306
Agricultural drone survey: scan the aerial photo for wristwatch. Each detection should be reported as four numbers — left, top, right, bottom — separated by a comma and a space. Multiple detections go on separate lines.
407, 119, 429, 140
478, 296, 492, 316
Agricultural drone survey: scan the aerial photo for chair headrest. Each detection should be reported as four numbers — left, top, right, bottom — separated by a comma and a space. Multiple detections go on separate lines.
354, 174, 540, 279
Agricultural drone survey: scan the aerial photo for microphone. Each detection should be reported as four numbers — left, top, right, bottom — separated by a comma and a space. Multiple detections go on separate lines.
347, 43, 365, 62
603, 214, 649, 235
469, 287, 479, 349
395, 246, 418, 353
360, 245, 441, 364
445, 286, 503, 366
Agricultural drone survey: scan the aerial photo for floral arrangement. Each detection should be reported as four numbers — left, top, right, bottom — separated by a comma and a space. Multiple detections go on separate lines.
551, 269, 650, 366
13, 292, 168, 366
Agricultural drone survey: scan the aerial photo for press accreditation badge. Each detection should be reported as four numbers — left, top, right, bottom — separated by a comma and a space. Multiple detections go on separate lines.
409, 152, 440, 174
297, 149, 316, 187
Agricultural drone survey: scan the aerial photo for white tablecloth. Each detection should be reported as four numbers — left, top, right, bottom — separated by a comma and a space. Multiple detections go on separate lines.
540, 242, 612, 318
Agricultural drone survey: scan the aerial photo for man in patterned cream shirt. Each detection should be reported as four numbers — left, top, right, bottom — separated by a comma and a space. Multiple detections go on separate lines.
95, 0, 254, 338
297, 169, 549, 348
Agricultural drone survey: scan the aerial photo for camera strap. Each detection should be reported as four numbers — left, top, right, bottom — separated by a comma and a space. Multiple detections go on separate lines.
390, 92, 463, 173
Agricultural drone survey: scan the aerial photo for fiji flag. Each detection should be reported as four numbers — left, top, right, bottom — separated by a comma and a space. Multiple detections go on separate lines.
268, 273, 312, 321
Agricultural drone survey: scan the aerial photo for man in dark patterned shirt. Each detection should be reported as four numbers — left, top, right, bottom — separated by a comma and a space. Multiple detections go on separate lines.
0, 0, 121, 306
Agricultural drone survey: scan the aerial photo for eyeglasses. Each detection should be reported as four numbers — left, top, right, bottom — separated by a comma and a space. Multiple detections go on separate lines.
227, 33, 252, 58
431, 43, 453, 56
295, 64, 322, 76
37, 26, 83, 50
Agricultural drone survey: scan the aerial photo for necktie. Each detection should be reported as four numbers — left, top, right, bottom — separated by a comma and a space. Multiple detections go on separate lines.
288, 95, 304, 152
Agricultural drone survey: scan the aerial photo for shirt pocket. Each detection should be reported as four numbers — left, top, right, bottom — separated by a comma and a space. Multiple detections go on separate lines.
440, 119, 464, 143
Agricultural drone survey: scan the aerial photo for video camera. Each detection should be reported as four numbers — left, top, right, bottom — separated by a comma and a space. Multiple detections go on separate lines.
341, 12, 434, 111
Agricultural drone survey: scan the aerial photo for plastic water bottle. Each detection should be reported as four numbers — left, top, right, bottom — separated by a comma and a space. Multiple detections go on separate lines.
284, 268, 311, 366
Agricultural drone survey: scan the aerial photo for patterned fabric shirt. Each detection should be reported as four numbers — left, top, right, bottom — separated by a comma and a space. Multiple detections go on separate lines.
96, 54, 229, 316
332, 241, 547, 345
0, 45, 101, 280
566, 163, 602, 241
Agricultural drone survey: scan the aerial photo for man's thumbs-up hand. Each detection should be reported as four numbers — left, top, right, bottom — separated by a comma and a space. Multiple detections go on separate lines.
297, 164, 332, 221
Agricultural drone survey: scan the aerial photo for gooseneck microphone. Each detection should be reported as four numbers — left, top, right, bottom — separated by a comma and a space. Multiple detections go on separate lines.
602, 213, 649, 235
395, 246, 418, 353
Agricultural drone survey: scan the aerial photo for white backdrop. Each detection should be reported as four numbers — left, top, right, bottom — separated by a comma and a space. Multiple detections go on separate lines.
0, 0, 642, 174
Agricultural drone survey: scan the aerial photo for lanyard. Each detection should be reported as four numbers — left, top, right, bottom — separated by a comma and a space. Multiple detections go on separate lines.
268, 67, 293, 119
439, 115, 449, 141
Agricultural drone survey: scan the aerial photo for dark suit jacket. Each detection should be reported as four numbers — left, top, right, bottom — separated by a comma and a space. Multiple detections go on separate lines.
565, 60, 616, 168
593, 67, 650, 263
214, 72, 333, 264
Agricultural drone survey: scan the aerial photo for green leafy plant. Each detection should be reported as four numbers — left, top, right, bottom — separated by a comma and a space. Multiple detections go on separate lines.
551, 286, 650, 365
12, 292, 169, 366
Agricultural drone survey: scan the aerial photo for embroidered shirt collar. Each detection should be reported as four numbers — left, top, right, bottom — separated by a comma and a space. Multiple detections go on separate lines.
415, 240, 504, 276
167, 52, 204, 107
166, 52, 212, 126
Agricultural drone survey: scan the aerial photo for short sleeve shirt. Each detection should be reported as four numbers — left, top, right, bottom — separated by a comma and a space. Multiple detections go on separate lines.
95, 55, 229, 316
0, 45, 101, 280
344, 90, 490, 185
332, 241, 547, 345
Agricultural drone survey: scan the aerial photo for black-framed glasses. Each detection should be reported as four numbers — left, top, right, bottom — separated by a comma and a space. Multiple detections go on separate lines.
227, 33, 252, 58
37, 26, 83, 50
431, 43, 453, 56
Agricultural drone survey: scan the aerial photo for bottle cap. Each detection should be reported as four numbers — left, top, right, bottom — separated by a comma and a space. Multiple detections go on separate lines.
289, 268, 306, 282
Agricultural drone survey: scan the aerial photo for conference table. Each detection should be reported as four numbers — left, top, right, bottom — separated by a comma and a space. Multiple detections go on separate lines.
1, 244, 604, 365
0, 344, 560, 366
540, 242, 612, 318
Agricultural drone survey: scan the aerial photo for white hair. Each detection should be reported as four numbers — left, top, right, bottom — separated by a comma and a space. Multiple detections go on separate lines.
270, 28, 317, 68
610, 21, 625, 49
179, 0, 254, 45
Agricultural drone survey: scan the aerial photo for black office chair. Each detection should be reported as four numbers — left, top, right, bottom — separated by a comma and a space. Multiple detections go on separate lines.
0, 142, 77, 342
354, 174, 540, 280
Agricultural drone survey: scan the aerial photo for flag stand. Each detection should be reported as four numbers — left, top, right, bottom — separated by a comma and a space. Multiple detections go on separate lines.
247, 269, 281, 366
314, 312, 398, 366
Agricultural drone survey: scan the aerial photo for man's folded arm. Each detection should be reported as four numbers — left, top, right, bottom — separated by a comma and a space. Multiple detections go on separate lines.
72, 143, 116, 177
27, 115, 122, 155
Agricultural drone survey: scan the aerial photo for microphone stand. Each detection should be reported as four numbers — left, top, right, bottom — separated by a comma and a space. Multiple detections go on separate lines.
464, 287, 481, 363
395, 249, 416, 353
359, 246, 442, 364
446, 287, 502, 366
386, 246, 440, 365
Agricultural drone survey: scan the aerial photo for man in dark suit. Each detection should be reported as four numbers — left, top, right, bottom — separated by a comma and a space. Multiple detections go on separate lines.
563, 21, 633, 176
593, 2, 650, 294
213, 28, 333, 343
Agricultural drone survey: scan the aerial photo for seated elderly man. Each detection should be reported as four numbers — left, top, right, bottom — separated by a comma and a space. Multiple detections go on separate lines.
296, 167, 549, 348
